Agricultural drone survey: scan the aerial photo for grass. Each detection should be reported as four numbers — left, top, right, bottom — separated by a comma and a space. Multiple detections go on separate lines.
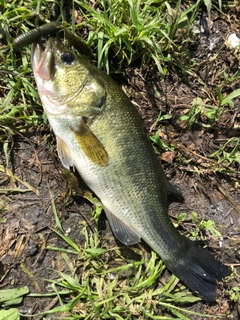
22, 192, 219, 319
76, 0, 200, 75
0, 0, 239, 318
179, 88, 240, 128
0, 287, 29, 320
1, 0, 239, 145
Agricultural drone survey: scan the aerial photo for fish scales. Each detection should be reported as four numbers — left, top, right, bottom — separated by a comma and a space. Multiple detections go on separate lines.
49, 72, 182, 255
50, 67, 183, 256
31, 37, 230, 302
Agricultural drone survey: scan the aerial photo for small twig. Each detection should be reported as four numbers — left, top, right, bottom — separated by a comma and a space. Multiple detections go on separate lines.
225, 263, 240, 267
172, 104, 191, 110
34, 296, 59, 320
0, 165, 39, 196
217, 185, 240, 214
175, 142, 219, 165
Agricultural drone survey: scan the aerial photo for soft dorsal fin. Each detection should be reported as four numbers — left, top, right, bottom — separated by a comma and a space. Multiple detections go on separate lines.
57, 136, 75, 169
74, 120, 108, 167
164, 175, 183, 200
104, 206, 141, 245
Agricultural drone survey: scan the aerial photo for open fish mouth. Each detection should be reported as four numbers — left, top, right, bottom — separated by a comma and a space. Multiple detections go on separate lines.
31, 39, 56, 81
31, 39, 69, 115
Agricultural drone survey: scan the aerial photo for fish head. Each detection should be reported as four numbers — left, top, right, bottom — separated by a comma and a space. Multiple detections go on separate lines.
31, 38, 106, 117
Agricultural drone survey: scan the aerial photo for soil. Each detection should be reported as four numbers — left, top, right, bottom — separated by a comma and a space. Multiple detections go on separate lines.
0, 4, 240, 320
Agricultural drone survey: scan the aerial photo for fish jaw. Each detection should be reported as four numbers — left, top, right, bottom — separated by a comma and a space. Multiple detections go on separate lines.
31, 40, 54, 80
31, 40, 68, 116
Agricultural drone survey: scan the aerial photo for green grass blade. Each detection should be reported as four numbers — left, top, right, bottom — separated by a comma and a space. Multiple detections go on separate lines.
0, 309, 20, 320
220, 88, 240, 106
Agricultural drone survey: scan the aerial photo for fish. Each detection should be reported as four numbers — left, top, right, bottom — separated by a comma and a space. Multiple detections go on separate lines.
31, 38, 230, 302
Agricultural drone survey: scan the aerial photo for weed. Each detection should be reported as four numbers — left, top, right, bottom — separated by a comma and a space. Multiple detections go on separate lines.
175, 211, 223, 242
149, 111, 174, 151
150, 130, 175, 152
179, 87, 240, 129
190, 219, 222, 240
76, 0, 201, 74
210, 137, 240, 164
179, 87, 240, 134
229, 286, 240, 302
0, 287, 29, 320
179, 97, 204, 128
0, 308, 21, 320
0, 0, 237, 318
28, 196, 217, 319
0, 0, 51, 151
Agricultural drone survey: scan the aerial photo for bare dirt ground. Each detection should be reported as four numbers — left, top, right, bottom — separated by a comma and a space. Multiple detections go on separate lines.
0, 4, 240, 320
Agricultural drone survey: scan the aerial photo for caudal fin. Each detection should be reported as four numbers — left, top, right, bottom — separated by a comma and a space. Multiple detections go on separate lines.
167, 242, 230, 302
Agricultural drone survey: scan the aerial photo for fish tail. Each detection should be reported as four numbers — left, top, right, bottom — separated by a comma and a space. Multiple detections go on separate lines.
167, 241, 230, 302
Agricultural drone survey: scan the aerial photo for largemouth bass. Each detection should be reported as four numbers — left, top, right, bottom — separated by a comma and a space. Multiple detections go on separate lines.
31, 38, 230, 301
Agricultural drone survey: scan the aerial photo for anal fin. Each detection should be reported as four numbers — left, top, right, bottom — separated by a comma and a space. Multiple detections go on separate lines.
104, 206, 141, 245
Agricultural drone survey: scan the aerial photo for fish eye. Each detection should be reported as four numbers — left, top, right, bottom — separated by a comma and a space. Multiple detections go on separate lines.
61, 51, 75, 64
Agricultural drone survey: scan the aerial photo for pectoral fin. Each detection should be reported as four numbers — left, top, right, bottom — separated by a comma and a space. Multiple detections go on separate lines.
104, 206, 141, 245
74, 121, 108, 166
57, 136, 75, 169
